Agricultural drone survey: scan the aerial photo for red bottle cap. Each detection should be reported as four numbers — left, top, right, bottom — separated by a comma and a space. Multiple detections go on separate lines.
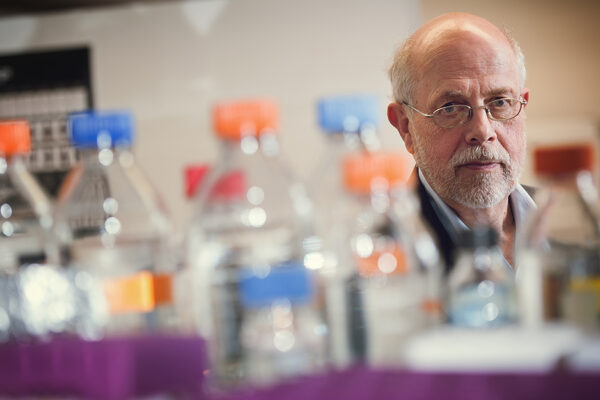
533, 143, 596, 177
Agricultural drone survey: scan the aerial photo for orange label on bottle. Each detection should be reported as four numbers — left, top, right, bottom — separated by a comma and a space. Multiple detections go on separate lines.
105, 272, 173, 314
153, 273, 173, 307
357, 246, 407, 277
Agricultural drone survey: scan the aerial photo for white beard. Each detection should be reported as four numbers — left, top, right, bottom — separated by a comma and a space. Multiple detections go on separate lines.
412, 133, 523, 209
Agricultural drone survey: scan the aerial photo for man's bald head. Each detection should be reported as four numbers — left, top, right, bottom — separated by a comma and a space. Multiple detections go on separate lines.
389, 12, 526, 104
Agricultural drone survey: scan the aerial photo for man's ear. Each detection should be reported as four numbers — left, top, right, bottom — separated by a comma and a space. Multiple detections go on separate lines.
521, 88, 530, 105
387, 102, 415, 154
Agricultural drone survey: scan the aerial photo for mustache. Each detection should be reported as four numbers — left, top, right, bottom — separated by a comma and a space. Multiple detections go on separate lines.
450, 145, 511, 168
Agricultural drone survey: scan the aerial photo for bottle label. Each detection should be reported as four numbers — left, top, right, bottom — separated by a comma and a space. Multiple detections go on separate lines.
104, 272, 173, 314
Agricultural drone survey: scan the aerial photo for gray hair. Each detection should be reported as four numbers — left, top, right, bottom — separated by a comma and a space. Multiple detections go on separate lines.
388, 27, 526, 104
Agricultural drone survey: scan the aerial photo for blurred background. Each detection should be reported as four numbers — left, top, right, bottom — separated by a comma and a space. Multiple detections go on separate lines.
0, 0, 598, 231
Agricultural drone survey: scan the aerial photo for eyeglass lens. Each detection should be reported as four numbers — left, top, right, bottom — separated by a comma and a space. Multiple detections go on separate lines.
433, 99, 523, 128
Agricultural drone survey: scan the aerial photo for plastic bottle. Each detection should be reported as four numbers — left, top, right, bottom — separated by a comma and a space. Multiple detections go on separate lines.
516, 143, 600, 331
0, 120, 106, 341
310, 94, 381, 243
0, 120, 54, 270
307, 95, 381, 367
447, 227, 517, 328
334, 151, 439, 366
238, 264, 326, 387
53, 111, 175, 335
184, 100, 315, 389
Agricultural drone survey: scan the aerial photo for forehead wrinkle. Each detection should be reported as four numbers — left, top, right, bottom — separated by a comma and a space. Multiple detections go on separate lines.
420, 33, 512, 79
431, 86, 517, 104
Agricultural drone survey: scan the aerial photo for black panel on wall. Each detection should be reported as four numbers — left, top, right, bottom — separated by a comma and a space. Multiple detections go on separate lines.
0, 46, 93, 105
0, 46, 94, 197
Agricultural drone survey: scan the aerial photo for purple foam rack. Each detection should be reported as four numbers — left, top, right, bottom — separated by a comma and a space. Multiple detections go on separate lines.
0, 335, 207, 399
215, 366, 600, 400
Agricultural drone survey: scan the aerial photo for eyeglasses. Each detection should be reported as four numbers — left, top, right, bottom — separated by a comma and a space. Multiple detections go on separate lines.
402, 97, 528, 129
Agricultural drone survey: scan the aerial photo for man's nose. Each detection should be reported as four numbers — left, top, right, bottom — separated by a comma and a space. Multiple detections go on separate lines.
464, 106, 496, 145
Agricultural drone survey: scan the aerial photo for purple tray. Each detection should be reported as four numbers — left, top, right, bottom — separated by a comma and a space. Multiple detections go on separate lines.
216, 366, 600, 400
0, 335, 207, 399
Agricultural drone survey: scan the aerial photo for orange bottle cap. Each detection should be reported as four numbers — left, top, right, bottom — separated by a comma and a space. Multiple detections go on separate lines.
0, 120, 31, 155
213, 100, 279, 140
343, 151, 414, 194
533, 143, 596, 177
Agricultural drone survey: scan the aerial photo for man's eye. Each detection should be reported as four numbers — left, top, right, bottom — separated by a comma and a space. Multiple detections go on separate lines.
490, 98, 511, 108
440, 104, 459, 113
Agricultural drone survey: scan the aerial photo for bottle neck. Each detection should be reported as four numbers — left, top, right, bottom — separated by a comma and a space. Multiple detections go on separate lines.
455, 244, 503, 271
219, 132, 281, 157
78, 147, 133, 168
325, 132, 361, 153
0, 153, 26, 169
347, 186, 392, 214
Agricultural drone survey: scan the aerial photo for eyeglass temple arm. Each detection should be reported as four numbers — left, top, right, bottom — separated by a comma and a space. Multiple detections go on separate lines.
401, 101, 435, 118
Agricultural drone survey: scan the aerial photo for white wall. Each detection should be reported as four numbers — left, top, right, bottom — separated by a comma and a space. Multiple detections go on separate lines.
0, 0, 421, 231
2, 0, 598, 230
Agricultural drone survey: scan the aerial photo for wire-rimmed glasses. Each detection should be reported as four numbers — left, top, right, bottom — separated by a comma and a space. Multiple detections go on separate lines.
402, 97, 528, 129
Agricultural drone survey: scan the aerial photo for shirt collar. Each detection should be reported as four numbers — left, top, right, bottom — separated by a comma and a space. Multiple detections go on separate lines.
418, 169, 535, 230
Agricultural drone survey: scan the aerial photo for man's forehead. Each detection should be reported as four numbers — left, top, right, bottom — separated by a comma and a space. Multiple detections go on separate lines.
410, 14, 515, 73
430, 86, 519, 101
411, 13, 509, 49
421, 67, 520, 104
416, 28, 514, 70
410, 21, 519, 103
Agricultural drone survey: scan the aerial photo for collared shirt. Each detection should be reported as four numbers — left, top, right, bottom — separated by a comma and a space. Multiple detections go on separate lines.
418, 169, 537, 270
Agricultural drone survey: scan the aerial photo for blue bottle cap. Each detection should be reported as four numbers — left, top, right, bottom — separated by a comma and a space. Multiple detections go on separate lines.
68, 111, 134, 149
239, 263, 314, 309
317, 94, 380, 134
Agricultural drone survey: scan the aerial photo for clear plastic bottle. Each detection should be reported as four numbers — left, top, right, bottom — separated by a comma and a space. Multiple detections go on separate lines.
309, 94, 381, 243
53, 111, 175, 335
0, 120, 106, 341
516, 143, 600, 331
184, 100, 314, 389
307, 95, 384, 367
335, 151, 439, 366
0, 120, 54, 271
239, 264, 326, 387
447, 227, 517, 328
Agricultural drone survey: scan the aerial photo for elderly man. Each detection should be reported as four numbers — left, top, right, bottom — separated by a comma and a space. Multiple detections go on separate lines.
387, 12, 534, 270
